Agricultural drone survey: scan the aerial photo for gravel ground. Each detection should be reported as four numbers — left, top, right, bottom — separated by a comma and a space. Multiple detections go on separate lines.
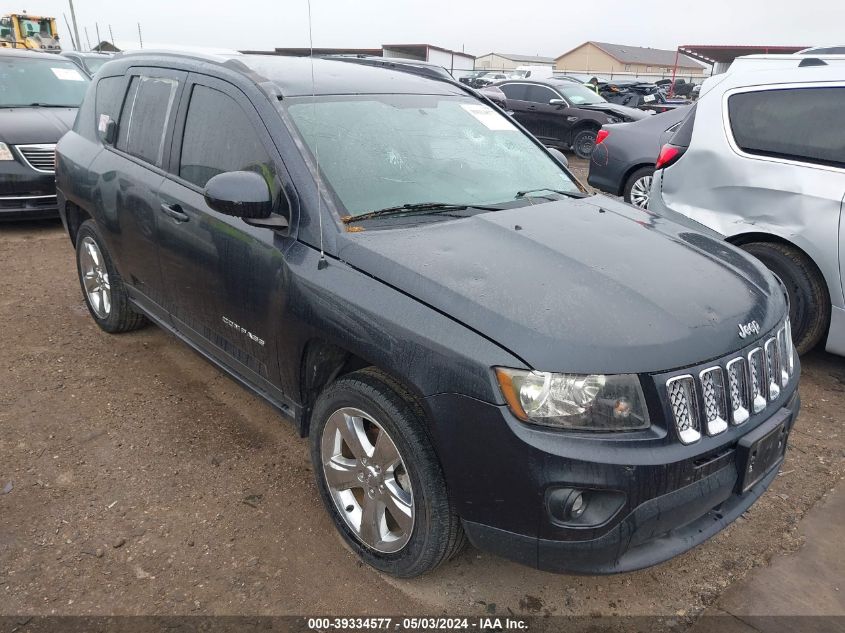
1, 190, 843, 625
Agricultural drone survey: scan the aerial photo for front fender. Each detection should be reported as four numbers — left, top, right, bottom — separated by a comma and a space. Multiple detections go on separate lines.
279, 241, 524, 411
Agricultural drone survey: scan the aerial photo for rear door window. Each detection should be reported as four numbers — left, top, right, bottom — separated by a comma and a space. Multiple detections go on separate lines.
116, 75, 180, 166
727, 87, 845, 169
178, 84, 272, 189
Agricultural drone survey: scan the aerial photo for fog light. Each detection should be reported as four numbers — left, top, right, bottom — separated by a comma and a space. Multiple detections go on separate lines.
546, 487, 627, 528
549, 488, 587, 520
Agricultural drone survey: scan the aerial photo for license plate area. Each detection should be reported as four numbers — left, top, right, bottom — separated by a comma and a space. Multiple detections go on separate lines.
736, 409, 791, 493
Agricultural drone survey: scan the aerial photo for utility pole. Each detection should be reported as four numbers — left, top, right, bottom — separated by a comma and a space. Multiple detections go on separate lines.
84, 26, 91, 51
62, 13, 77, 50
67, 0, 82, 55
137, 22, 143, 49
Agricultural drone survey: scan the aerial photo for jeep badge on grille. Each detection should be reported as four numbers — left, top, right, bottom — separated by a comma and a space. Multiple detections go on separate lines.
738, 320, 761, 339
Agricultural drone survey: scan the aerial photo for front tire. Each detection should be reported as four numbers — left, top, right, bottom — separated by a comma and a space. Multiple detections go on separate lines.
623, 166, 654, 209
572, 128, 598, 159
75, 220, 147, 333
309, 368, 465, 577
740, 242, 829, 354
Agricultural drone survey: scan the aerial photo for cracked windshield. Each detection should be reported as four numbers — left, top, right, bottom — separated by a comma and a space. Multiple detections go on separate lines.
287, 94, 580, 217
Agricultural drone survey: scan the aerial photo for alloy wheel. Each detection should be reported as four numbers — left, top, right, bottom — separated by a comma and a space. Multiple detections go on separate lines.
320, 407, 415, 553
630, 175, 653, 209
79, 236, 112, 319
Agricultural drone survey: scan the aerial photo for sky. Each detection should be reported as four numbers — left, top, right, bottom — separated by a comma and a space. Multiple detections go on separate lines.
31, 0, 845, 56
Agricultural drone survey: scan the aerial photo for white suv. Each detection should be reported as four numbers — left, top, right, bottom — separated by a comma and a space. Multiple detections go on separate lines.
650, 55, 845, 356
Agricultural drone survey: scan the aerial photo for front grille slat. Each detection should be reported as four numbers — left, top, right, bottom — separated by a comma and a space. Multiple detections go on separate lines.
667, 375, 701, 445
776, 326, 789, 388
664, 316, 793, 445
785, 319, 795, 376
747, 347, 767, 413
764, 337, 781, 401
700, 367, 728, 435
15, 144, 57, 173
726, 357, 750, 425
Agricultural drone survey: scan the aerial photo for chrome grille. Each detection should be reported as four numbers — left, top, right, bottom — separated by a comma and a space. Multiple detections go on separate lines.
726, 357, 750, 425
748, 347, 767, 413
764, 337, 780, 401
664, 316, 794, 444
16, 144, 56, 173
700, 367, 728, 435
667, 375, 700, 445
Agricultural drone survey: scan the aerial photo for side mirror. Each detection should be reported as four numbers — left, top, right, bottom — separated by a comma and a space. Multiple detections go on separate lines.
549, 98, 566, 107
546, 147, 568, 168
203, 171, 273, 219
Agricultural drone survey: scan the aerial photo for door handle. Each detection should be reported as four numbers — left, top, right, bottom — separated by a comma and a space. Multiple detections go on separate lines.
160, 203, 189, 223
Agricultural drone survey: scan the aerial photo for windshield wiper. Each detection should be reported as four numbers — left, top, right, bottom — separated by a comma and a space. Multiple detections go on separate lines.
25, 103, 76, 108
343, 202, 501, 224
515, 188, 589, 200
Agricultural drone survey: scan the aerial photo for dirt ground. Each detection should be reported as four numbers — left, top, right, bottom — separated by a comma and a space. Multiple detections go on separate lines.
1, 169, 844, 625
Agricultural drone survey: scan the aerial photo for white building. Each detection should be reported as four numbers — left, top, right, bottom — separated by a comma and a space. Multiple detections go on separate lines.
474, 52, 556, 71
381, 43, 475, 75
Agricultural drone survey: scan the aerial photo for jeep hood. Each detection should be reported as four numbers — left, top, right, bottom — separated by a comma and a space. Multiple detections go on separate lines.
336, 196, 786, 374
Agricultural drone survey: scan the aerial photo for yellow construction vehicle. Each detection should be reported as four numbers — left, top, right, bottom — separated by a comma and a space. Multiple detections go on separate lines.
0, 12, 61, 51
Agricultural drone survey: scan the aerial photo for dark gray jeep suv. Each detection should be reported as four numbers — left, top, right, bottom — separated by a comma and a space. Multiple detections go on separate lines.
56, 52, 800, 577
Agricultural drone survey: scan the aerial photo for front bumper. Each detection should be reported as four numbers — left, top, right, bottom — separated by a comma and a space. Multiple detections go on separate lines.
424, 367, 799, 574
0, 160, 58, 220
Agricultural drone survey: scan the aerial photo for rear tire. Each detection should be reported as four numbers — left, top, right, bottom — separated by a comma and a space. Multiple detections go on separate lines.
740, 241, 829, 354
75, 220, 147, 334
623, 166, 654, 209
572, 128, 599, 159
309, 368, 465, 577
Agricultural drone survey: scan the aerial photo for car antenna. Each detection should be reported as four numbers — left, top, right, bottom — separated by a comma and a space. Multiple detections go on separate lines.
307, 0, 328, 270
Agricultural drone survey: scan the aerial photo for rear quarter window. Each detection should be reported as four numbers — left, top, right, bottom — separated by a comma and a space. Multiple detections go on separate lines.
727, 87, 845, 169
94, 76, 126, 141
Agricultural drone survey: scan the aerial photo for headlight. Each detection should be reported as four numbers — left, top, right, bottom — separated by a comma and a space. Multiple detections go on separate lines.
0, 143, 14, 161
495, 368, 650, 431
607, 116, 622, 124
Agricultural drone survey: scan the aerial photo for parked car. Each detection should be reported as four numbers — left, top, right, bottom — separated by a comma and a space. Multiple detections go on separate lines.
495, 78, 648, 157
588, 106, 689, 207
61, 50, 114, 77
600, 79, 689, 113
474, 71, 510, 87
0, 48, 89, 220
650, 57, 845, 356
459, 70, 487, 86
57, 52, 799, 578
655, 78, 695, 98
